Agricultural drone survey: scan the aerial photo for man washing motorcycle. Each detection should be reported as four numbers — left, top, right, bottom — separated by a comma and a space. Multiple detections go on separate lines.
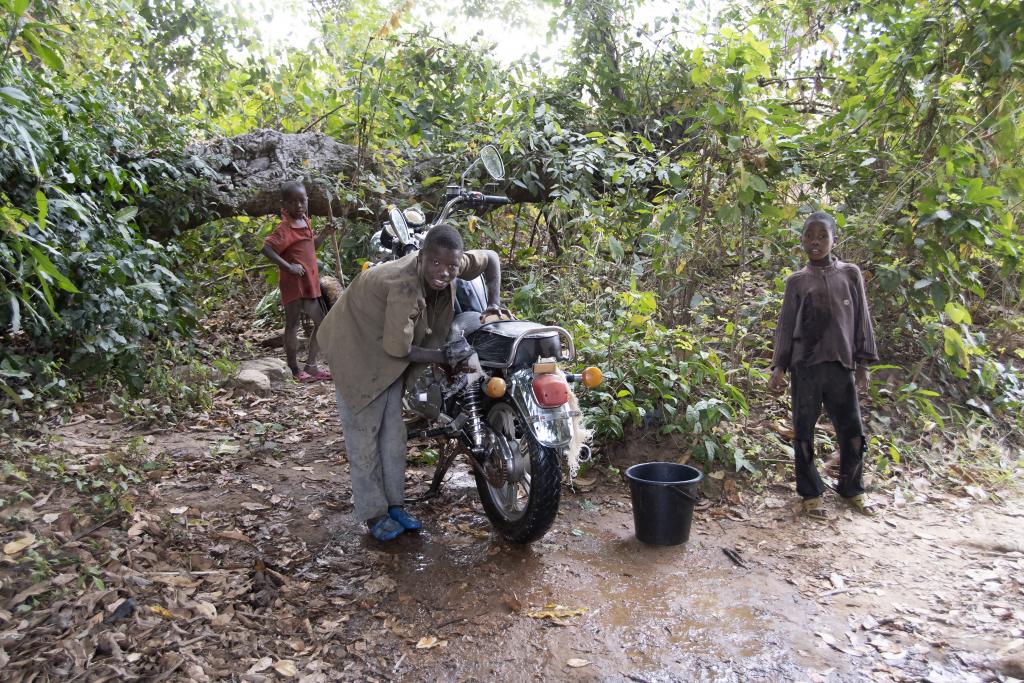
316, 224, 504, 541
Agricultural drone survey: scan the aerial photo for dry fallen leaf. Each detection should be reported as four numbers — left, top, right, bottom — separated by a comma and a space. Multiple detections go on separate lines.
127, 520, 148, 537
149, 605, 174, 619
273, 660, 298, 677
168, 505, 188, 515
364, 575, 397, 595
415, 636, 447, 649
247, 657, 273, 674
3, 533, 36, 556
307, 510, 323, 521
566, 658, 590, 668
772, 421, 796, 440
572, 475, 597, 489
526, 604, 587, 620
964, 485, 987, 501
216, 529, 252, 543
241, 502, 270, 511
52, 573, 77, 587
502, 593, 523, 612
9, 581, 49, 607
193, 601, 217, 619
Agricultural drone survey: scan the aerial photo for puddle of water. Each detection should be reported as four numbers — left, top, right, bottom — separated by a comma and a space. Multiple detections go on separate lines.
379, 498, 821, 679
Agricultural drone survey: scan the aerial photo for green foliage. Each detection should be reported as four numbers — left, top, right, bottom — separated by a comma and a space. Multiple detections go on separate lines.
511, 258, 750, 469
0, 0, 263, 412
1, 0, 1022, 474
26, 447, 148, 515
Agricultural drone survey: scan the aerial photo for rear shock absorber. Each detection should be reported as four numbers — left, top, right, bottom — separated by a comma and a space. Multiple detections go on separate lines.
460, 382, 485, 451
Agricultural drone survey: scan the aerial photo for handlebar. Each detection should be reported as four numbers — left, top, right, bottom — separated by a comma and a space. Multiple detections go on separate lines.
466, 192, 511, 205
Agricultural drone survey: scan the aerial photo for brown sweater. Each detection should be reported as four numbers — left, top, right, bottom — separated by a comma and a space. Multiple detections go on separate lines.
771, 257, 878, 373
315, 250, 490, 413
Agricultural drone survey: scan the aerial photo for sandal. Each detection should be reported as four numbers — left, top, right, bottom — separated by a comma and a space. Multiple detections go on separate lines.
368, 515, 405, 542
313, 369, 332, 381
843, 493, 878, 517
802, 496, 830, 521
296, 371, 317, 383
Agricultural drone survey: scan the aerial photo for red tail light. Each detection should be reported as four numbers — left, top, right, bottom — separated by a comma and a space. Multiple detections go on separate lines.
533, 374, 569, 407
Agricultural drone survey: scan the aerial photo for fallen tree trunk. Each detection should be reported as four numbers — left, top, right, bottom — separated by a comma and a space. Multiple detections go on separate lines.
136, 129, 550, 241
137, 129, 368, 240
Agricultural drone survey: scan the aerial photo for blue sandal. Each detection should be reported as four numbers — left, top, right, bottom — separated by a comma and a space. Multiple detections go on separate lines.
368, 515, 405, 541
388, 506, 422, 531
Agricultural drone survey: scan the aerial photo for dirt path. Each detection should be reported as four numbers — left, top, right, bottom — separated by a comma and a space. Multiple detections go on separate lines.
1, 378, 1022, 682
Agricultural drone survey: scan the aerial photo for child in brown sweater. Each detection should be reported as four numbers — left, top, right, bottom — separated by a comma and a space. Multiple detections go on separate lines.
768, 211, 879, 520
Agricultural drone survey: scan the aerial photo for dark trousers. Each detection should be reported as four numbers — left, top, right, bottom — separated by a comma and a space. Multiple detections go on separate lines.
791, 362, 866, 499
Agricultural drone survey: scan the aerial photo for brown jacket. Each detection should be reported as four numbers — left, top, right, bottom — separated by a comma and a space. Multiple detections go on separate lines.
316, 250, 490, 413
771, 257, 878, 373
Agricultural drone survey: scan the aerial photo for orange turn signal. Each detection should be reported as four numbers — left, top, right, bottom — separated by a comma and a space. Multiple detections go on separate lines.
581, 366, 603, 388
484, 377, 507, 398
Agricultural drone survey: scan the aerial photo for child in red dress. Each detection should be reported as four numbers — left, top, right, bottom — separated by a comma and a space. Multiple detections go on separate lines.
261, 181, 336, 381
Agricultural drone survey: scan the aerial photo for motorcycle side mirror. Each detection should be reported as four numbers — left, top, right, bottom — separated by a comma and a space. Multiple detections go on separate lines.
386, 206, 411, 244
479, 145, 505, 181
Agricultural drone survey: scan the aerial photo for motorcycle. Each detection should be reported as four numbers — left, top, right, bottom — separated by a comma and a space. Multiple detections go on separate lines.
369, 146, 603, 544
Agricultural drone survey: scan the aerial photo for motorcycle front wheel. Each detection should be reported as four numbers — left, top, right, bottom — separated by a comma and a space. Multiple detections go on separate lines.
475, 402, 562, 544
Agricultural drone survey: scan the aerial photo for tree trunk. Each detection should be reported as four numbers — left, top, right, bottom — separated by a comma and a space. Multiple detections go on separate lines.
137, 129, 369, 240
137, 128, 551, 241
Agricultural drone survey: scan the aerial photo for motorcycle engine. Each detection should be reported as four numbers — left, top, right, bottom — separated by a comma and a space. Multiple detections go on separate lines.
406, 366, 464, 421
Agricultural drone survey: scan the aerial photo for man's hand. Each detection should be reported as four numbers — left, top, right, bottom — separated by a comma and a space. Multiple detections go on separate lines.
479, 305, 513, 323
287, 263, 306, 277
768, 368, 787, 394
855, 366, 869, 393
443, 335, 474, 367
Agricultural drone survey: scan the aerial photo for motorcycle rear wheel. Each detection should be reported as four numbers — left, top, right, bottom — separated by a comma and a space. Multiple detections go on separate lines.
475, 403, 562, 544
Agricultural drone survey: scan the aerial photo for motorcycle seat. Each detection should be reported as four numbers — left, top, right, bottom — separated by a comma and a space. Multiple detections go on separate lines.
469, 321, 561, 368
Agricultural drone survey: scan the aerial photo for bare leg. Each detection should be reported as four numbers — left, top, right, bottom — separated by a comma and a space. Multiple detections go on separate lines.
301, 298, 325, 374
283, 299, 302, 376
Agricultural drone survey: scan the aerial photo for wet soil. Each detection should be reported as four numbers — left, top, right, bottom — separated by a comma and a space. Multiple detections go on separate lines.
3, 377, 1022, 682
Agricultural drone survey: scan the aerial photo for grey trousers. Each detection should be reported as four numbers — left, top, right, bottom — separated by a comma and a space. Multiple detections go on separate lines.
335, 378, 407, 522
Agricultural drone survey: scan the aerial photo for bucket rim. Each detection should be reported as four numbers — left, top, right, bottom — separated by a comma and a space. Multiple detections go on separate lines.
625, 461, 704, 486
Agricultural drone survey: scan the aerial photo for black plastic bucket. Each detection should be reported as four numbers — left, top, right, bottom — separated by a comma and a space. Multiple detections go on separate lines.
625, 462, 703, 546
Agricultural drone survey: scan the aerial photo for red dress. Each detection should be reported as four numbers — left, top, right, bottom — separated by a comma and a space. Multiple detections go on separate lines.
264, 217, 321, 305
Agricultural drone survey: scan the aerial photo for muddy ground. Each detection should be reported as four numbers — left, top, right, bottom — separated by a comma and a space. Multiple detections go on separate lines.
2, 376, 1023, 682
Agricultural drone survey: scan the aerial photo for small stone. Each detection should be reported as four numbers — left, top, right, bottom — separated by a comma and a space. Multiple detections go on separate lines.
230, 368, 271, 395
237, 357, 291, 382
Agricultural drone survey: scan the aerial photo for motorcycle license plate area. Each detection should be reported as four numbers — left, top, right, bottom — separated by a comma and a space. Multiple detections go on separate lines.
532, 373, 569, 407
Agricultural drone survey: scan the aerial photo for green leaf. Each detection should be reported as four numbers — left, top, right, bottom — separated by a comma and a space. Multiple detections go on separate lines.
0, 86, 31, 104
745, 174, 768, 193
24, 244, 80, 294
23, 30, 64, 72
943, 301, 972, 325
607, 236, 624, 262
942, 326, 969, 371
35, 190, 47, 230
13, 0, 30, 15
114, 206, 138, 223
12, 122, 40, 178
8, 294, 21, 334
